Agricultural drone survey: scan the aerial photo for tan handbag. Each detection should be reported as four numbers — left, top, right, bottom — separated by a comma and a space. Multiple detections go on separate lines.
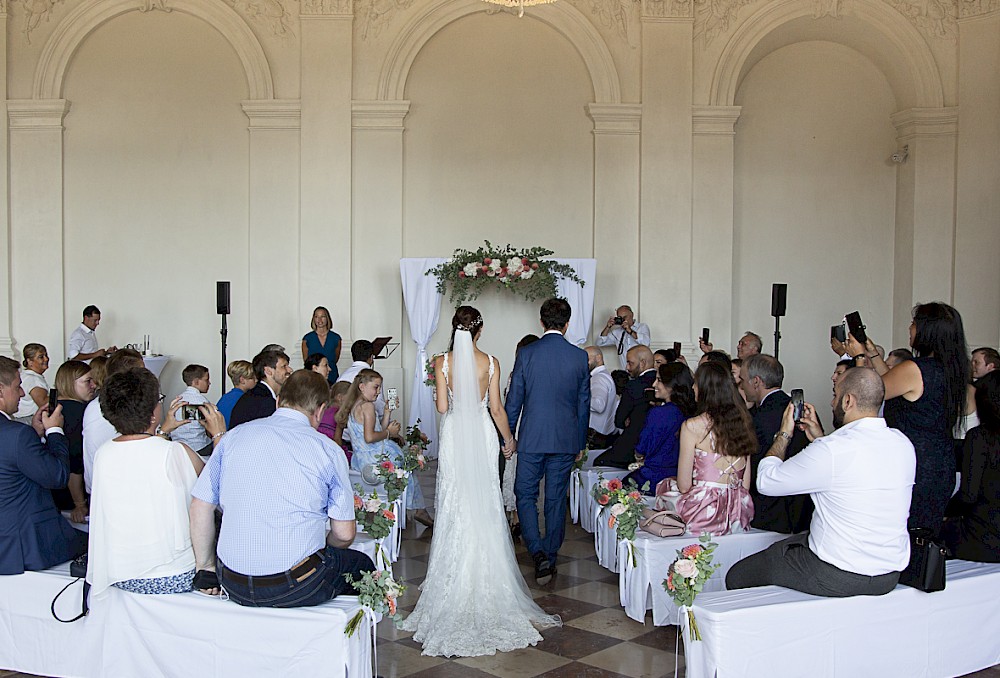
639, 507, 686, 537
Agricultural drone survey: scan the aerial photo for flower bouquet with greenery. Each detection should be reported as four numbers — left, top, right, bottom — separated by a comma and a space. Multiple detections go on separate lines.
373, 454, 409, 503
343, 569, 406, 637
664, 535, 720, 640
424, 354, 443, 387
354, 485, 396, 569
591, 474, 649, 565
426, 241, 584, 304
401, 419, 430, 473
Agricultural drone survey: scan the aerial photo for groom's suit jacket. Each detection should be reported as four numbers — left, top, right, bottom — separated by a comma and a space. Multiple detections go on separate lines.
505, 332, 590, 455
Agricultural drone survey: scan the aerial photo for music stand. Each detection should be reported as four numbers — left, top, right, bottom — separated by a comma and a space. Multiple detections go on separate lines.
371, 337, 399, 360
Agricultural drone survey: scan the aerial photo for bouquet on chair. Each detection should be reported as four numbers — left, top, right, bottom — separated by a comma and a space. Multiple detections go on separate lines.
343, 569, 406, 637
373, 454, 410, 503
401, 419, 430, 473
664, 535, 720, 640
592, 474, 649, 565
354, 486, 396, 570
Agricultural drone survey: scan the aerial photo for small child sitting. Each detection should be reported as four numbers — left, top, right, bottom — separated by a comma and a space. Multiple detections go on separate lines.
171, 364, 213, 458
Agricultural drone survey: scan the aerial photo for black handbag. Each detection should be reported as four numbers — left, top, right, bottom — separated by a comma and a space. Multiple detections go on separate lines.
898, 528, 947, 592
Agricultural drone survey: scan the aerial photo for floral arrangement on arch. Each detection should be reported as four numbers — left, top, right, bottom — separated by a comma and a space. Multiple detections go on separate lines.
343, 569, 406, 637
373, 454, 409, 503
591, 474, 649, 565
424, 354, 443, 387
401, 420, 430, 473
664, 535, 720, 640
426, 241, 584, 304
354, 486, 396, 570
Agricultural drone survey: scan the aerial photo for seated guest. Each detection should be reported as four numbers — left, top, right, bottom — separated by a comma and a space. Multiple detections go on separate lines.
52, 360, 97, 522
216, 360, 256, 428
972, 347, 999, 382
189, 370, 374, 606
831, 358, 855, 395
83, 349, 146, 493
319, 381, 351, 457
885, 348, 913, 369
337, 369, 432, 526
88, 355, 108, 390
611, 369, 629, 396
731, 358, 750, 408
585, 346, 618, 450
594, 345, 656, 469
699, 331, 762, 361
625, 363, 696, 494
653, 349, 674, 368
171, 364, 214, 458
727, 368, 914, 597
675, 362, 755, 535
14, 343, 50, 424
944, 371, 1000, 562
741, 354, 814, 534
229, 349, 292, 428
87, 369, 224, 597
305, 353, 332, 381
699, 350, 732, 371
0, 356, 86, 575
337, 339, 386, 419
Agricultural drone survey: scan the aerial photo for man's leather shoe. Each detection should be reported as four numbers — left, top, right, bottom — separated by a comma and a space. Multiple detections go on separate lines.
533, 552, 554, 586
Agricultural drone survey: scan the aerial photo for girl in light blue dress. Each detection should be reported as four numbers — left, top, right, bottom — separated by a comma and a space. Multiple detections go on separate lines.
337, 368, 431, 525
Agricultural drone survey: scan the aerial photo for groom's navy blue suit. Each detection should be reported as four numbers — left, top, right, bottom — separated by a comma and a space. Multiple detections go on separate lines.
505, 331, 590, 565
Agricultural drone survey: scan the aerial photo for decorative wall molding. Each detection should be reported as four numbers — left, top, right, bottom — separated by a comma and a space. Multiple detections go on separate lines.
358, 0, 414, 40
378, 0, 622, 103
891, 106, 959, 140
7, 98, 71, 129
577, 0, 642, 46
299, 0, 352, 13
587, 102, 642, 133
138, 0, 170, 11
242, 99, 302, 128
32, 0, 274, 100
813, 0, 841, 17
691, 105, 741, 134
882, 0, 957, 40
352, 99, 411, 129
226, 0, 294, 37
0, 1, 9, 17
642, 0, 695, 18
959, 0, 1000, 17
20, 0, 67, 45
708, 0, 945, 108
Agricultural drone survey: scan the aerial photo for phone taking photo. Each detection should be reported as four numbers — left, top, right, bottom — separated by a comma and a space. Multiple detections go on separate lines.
386, 387, 399, 411
790, 389, 804, 423
831, 324, 846, 343
673, 341, 682, 355
701, 327, 710, 344
48, 388, 59, 414
845, 311, 868, 345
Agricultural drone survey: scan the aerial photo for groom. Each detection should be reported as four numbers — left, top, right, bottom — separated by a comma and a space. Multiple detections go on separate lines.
506, 298, 591, 585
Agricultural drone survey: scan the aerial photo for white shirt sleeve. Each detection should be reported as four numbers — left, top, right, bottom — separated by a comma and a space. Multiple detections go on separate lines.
756, 440, 835, 497
68, 329, 85, 359
590, 374, 612, 414
595, 331, 616, 348
635, 322, 651, 347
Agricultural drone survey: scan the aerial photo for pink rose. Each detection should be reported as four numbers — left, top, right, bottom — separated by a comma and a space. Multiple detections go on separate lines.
674, 558, 699, 579
459, 271, 466, 278
484, 257, 492, 265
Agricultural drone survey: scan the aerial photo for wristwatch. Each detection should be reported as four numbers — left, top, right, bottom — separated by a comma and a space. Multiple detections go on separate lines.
773, 431, 791, 442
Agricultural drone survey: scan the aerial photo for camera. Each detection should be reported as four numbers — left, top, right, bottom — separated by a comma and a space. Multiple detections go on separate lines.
178, 404, 204, 421
613, 316, 625, 325
790, 389, 804, 423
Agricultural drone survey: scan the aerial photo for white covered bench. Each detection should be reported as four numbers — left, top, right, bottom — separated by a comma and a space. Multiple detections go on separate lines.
569, 465, 628, 535
681, 559, 1000, 678
0, 562, 373, 678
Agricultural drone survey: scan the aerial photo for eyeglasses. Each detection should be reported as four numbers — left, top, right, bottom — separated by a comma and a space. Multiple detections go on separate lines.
158, 393, 165, 403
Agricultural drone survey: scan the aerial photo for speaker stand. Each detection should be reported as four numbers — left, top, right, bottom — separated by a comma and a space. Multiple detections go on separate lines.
220, 313, 229, 400
773, 315, 782, 361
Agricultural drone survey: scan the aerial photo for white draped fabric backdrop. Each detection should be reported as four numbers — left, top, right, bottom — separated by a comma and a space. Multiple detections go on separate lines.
399, 258, 597, 458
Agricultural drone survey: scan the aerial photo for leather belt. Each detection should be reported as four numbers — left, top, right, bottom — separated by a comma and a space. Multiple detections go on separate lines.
220, 552, 322, 587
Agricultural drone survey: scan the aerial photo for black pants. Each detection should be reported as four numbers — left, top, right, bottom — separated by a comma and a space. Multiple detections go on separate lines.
726, 533, 900, 598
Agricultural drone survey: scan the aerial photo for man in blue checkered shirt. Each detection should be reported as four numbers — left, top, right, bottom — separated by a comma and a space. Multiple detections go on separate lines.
189, 370, 373, 607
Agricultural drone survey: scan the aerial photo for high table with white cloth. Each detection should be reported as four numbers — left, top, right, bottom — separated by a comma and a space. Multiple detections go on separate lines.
0, 562, 373, 678
617, 528, 785, 625
350, 469, 406, 558
142, 354, 170, 379
570, 465, 628, 534
680, 559, 1000, 678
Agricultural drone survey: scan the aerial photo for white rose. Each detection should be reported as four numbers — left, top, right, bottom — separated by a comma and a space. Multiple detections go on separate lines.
610, 503, 627, 517
364, 498, 381, 512
395, 469, 407, 479
486, 269, 496, 277
521, 269, 534, 280
489, 259, 502, 272
674, 558, 699, 579
463, 262, 480, 277
507, 257, 523, 272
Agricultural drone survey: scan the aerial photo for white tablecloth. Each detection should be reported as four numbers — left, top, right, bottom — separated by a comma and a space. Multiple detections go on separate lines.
682, 559, 1000, 678
142, 354, 170, 379
570, 466, 628, 534
0, 563, 373, 678
617, 529, 785, 625
350, 533, 394, 575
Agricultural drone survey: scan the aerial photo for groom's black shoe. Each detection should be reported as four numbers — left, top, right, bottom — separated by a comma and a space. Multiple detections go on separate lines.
533, 552, 554, 586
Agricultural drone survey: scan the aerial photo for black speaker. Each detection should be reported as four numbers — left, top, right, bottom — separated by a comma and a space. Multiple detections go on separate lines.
771, 283, 787, 318
217, 281, 231, 315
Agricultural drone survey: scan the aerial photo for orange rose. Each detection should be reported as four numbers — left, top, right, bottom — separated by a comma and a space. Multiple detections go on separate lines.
607, 478, 623, 491
388, 597, 397, 615
608, 515, 616, 528
629, 491, 641, 501
354, 496, 363, 509
667, 573, 675, 591
383, 510, 395, 520
597, 494, 610, 506
681, 544, 704, 558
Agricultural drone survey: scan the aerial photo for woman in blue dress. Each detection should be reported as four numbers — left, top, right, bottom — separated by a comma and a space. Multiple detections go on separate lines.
336, 368, 433, 526
301, 306, 341, 384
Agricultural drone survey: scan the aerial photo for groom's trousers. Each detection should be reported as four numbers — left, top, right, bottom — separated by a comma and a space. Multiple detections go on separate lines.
515, 452, 577, 565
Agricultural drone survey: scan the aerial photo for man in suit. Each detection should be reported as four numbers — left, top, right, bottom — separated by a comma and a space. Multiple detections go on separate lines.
506, 298, 590, 585
0, 356, 85, 575
230, 349, 293, 428
593, 345, 656, 469
740, 354, 814, 533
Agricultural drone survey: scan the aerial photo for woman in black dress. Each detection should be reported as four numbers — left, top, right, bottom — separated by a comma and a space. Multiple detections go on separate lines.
848, 302, 970, 535
52, 360, 98, 523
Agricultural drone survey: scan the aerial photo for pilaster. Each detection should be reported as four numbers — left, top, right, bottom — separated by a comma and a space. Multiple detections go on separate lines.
0, 7, 12, 358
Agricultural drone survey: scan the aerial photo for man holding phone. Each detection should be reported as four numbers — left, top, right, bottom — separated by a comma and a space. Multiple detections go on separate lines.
597, 305, 650, 370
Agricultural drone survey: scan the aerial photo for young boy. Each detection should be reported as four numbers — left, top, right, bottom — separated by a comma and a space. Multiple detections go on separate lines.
216, 360, 256, 428
172, 364, 213, 458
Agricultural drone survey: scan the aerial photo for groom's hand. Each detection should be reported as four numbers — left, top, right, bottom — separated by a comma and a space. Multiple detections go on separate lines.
575, 450, 585, 463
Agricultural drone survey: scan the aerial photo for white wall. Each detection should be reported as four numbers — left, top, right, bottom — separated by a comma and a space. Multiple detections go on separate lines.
734, 41, 898, 410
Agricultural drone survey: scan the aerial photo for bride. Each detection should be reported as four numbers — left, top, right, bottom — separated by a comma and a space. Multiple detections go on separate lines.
398, 306, 561, 657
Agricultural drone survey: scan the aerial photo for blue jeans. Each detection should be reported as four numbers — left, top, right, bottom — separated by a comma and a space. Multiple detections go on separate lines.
219, 546, 374, 608
514, 452, 576, 565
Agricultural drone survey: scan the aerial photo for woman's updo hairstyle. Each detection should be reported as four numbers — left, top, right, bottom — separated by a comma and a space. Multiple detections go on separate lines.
450, 306, 483, 350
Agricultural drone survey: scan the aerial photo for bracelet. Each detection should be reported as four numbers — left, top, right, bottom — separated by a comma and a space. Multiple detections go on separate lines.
867, 354, 879, 360
211, 432, 225, 441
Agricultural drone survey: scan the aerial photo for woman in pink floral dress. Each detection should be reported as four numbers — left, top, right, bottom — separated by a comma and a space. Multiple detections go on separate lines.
675, 362, 756, 535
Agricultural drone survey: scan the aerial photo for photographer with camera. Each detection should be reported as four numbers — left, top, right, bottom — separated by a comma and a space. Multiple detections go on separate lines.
171, 364, 215, 459
596, 305, 650, 370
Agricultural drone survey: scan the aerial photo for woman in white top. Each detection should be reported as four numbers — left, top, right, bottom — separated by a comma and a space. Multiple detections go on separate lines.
14, 343, 49, 423
87, 368, 225, 597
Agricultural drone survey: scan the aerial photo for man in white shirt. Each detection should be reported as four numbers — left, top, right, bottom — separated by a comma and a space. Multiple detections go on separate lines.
68, 305, 116, 362
726, 367, 915, 597
596, 305, 650, 370
584, 346, 618, 449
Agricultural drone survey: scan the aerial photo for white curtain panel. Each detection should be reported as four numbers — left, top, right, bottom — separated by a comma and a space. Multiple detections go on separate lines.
554, 258, 597, 347
400, 258, 447, 458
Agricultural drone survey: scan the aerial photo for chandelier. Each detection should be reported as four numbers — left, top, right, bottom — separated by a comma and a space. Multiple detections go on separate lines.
481, 0, 557, 18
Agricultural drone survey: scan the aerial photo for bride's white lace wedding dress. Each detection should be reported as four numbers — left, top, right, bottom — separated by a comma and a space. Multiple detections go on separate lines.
398, 330, 560, 657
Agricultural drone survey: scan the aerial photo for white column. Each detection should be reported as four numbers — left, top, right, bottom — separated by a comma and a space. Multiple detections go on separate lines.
300, 6, 353, 351
691, 106, 741, 350
7, 99, 71, 364
242, 101, 302, 353
890, 107, 959, 345
0, 5, 13, 358
587, 103, 641, 343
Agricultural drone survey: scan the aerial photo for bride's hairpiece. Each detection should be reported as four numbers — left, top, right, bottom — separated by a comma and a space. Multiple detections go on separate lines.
456, 317, 483, 333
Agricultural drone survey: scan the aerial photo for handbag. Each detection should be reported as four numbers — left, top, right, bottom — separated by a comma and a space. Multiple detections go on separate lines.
639, 507, 686, 538
898, 527, 947, 592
